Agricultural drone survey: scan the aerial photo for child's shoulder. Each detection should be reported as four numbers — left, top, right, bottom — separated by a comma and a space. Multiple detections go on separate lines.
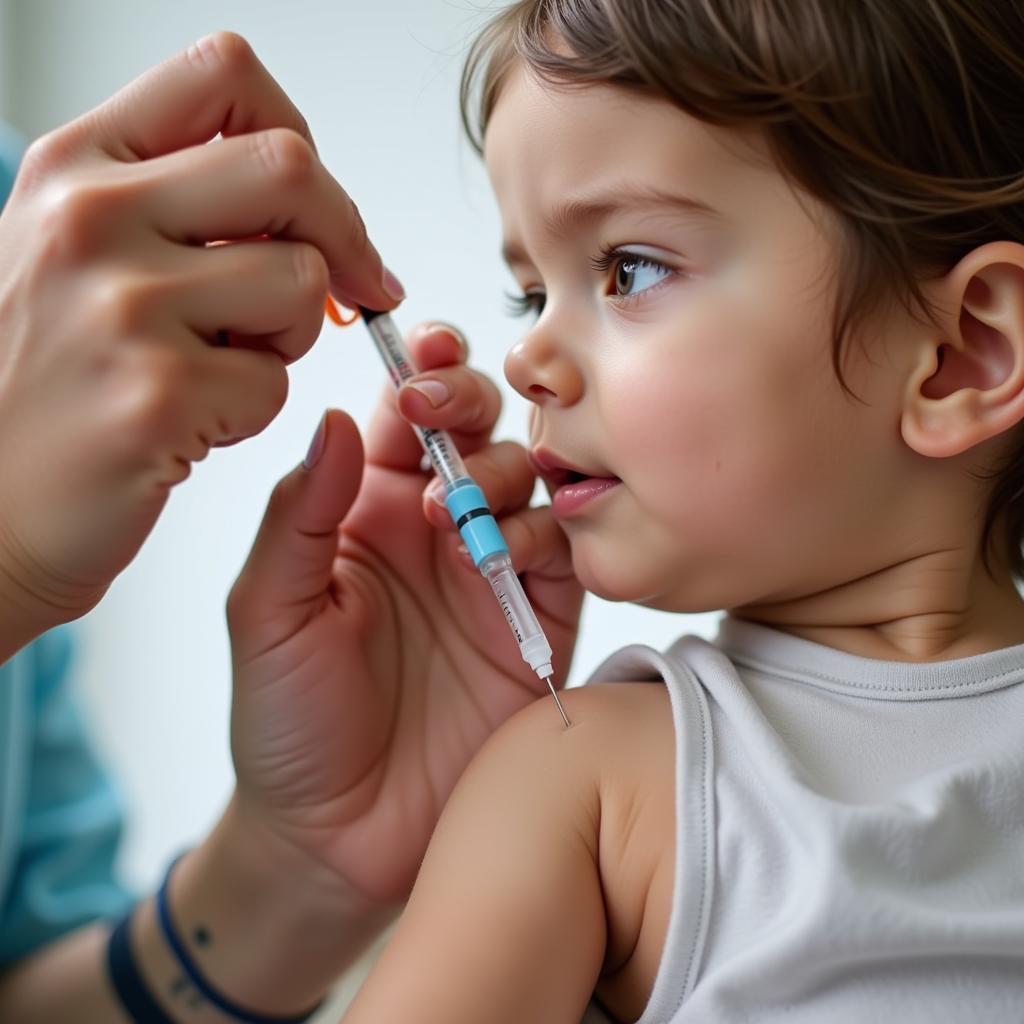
498, 676, 672, 741
477, 679, 674, 797
478, 680, 677, 1020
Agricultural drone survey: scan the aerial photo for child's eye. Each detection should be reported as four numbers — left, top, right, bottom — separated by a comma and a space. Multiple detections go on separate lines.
505, 289, 546, 320
613, 255, 671, 297
592, 246, 675, 302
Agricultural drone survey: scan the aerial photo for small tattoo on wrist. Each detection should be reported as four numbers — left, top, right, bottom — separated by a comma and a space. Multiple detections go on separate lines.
170, 975, 205, 1011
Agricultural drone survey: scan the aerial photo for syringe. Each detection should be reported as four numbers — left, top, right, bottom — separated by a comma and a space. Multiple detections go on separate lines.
358, 306, 571, 729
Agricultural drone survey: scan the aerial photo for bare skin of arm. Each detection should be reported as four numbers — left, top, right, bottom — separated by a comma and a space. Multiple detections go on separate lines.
341, 682, 676, 1024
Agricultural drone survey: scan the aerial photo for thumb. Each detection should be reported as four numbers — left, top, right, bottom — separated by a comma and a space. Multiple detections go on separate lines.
228, 409, 363, 630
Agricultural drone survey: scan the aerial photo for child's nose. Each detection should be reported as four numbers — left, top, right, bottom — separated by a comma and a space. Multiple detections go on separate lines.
504, 328, 584, 407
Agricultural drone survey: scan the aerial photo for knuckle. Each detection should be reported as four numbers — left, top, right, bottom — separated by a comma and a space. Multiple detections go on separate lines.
34, 181, 109, 263
84, 273, 160, 335
111, 348, 191, 439
187, 30, 256, 77
19, 131, 72, 188
252, 128, 315, 188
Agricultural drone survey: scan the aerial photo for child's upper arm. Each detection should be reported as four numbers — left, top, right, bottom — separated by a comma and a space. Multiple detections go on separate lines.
341, 688, 608, 1024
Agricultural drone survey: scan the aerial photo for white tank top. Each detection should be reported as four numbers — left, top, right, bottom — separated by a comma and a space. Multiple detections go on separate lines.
581, 618, 1024, 1023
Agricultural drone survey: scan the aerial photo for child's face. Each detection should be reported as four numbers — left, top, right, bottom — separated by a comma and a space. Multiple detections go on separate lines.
486, 65, 921, 614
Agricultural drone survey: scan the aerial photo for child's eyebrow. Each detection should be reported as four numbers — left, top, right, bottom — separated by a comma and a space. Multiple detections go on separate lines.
501, 182, 723, 268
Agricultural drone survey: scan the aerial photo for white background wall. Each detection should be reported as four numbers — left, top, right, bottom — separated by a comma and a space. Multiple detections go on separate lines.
2, 0, 717, 922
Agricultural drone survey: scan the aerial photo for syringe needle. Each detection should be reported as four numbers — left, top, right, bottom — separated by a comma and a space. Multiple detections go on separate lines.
543, 674, 572, 728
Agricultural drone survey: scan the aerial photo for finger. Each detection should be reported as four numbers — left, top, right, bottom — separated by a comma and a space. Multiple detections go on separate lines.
83, 32, 318, 162
397, 364, 502, 436
188, 345, 290, 447
366, 366, 502, 471
494, 505, 575, 582
404, 321, 470, 369
229, 409, 364, 629
422, 440, 536, 530
173, 239, 328, 363
132, 130, 398, 311
363, 322, 488, 470
101, 339, 288, 478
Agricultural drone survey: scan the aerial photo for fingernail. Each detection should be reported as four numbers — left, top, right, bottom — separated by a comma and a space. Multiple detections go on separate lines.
382, 266, 405, 302
303, 414, 327, 470
425, 480, 447, 507
407, 379, 451, 408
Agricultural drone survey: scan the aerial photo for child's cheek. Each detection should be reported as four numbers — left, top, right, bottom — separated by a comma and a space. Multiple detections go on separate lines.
609, 299, 826, 528
601, 324, 748, 505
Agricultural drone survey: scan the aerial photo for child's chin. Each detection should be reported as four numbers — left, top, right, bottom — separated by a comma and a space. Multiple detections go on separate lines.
571, 550, 663, 606
572, 547, 720, 614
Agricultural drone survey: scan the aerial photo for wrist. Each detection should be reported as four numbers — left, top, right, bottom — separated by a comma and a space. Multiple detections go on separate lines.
168, 796, 391, 1015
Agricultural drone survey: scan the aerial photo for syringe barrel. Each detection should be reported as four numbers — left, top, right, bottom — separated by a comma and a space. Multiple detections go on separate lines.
479, 552, 554, 677
360, 307, 468, 486
419, 428, 468, 489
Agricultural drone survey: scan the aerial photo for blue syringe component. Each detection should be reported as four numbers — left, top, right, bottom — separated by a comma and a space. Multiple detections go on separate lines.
444, 479, 507, 564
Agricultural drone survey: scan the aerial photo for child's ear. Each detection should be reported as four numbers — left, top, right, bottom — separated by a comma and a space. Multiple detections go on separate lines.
902, 241, 1024, 458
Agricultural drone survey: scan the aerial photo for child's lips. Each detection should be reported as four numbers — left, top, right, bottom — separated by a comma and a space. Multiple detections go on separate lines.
529, 447, 622, 514
551, 476, 622, 517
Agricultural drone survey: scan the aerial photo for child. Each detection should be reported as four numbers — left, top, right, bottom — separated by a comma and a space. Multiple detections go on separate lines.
339, 1, 1024, 1020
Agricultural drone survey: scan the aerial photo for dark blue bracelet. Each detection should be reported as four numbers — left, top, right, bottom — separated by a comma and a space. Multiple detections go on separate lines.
107, 909, 177, 1024
155, 856, 321, 1024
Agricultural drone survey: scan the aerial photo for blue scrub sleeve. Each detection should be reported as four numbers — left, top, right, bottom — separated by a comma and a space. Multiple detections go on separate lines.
0, 628, 132, 964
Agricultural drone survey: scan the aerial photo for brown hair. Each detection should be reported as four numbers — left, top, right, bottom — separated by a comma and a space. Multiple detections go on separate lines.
460, 0, 1024, 578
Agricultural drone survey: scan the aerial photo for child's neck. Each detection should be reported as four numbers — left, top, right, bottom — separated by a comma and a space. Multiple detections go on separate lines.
733, 548, 1024, 662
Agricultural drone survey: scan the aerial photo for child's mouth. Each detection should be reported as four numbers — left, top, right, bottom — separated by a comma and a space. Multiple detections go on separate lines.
530, 449, 622, 517
551, 474, 622, 517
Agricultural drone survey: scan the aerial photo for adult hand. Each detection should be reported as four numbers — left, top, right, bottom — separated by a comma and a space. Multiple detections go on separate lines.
213, 323, 584, 1005
0, 32, 402, 660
